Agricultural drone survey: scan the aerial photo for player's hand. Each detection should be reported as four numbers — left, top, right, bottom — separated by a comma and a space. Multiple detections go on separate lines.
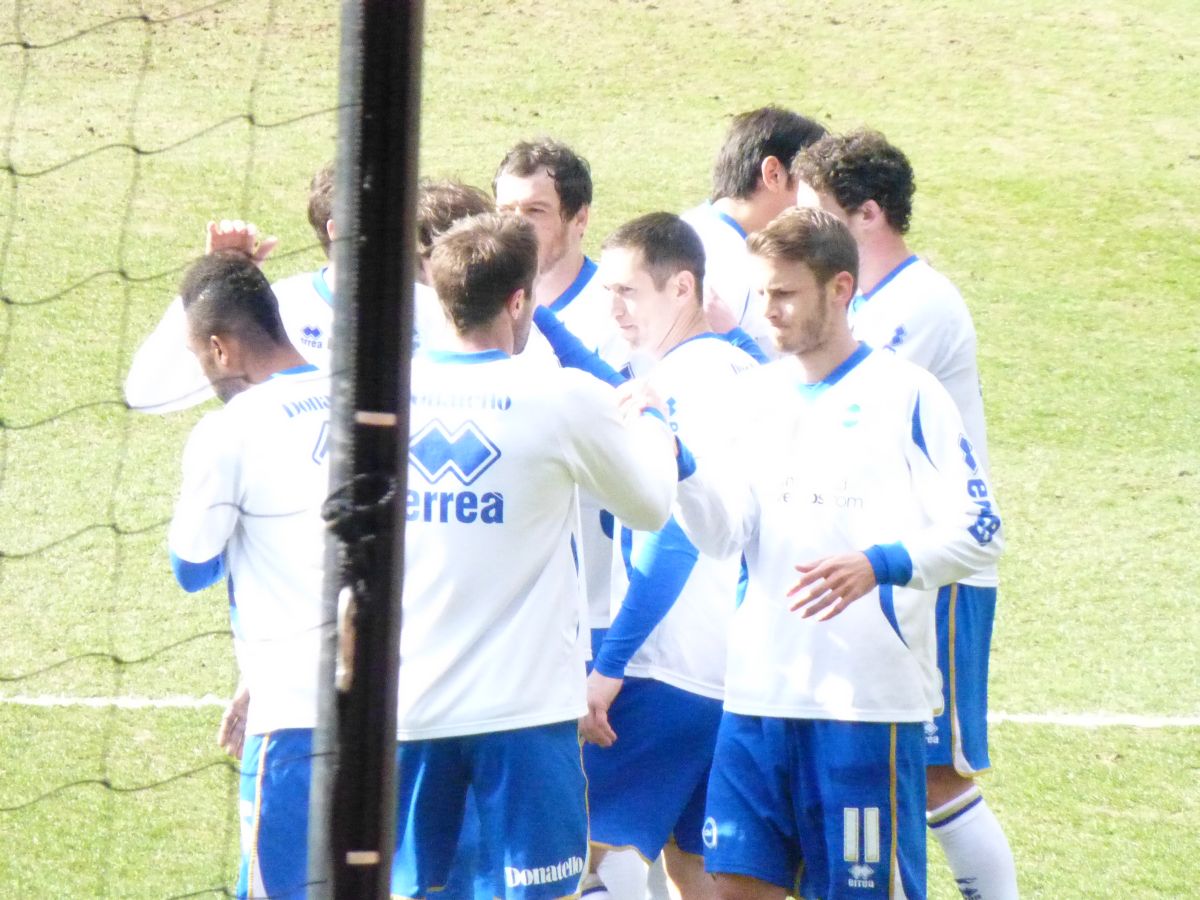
579, 670, 623, 748
703, 285, 739, 334
205, 219, 279, 267
616, 378, 669, 422
217, 683, 250, 760
786, 552, 877, 620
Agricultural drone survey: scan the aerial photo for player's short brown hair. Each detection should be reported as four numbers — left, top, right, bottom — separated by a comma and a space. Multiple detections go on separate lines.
307, 160, 335, 255
792, 130, 915, 234
747, 207, 859, 295
417, 179, 495, 260
493, 138, 592, 220
430, 214, 538, 334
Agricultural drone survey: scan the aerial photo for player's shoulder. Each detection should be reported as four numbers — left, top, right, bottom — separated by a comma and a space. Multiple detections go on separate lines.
860, 344, 950, 399
663, 333, 759, 377
270, 267, 327, 302
894, 257, 970, 313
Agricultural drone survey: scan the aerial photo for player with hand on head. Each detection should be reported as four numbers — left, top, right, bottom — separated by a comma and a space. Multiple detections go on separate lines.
581, 213, 758, 900
682, 105, 827, 357
392, 213, 681, 900
794, 130, 1018, 900
671, 207, 1004, 900
167, 251, 331, 900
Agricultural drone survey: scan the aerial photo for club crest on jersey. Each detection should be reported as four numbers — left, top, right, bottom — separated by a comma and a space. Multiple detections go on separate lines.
409, 419, 501, 485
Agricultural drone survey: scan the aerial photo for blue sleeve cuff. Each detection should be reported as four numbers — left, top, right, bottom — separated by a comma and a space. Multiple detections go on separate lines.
170, 550, 226, 593
675, 437, 696, 480
534, 305, 626, 386
640, 407, 666, 424
863, 542, 913, 586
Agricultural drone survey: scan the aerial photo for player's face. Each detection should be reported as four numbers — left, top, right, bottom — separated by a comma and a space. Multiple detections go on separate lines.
751, 256, 839, 357
495, 168, 579, 276
600, 247, 682, 355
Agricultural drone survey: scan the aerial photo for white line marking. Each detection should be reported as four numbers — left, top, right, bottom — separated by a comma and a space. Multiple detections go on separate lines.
0, 695, 1197, 727
989, 711, 1200, 728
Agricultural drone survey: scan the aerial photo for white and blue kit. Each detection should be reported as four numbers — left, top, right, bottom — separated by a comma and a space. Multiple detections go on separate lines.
125, 269, 443, 412
394, 347, 677, 900
168, 365, 331, 900
681, 203, 776, 360
585, 334, 758, 862
673, 346, 1004, 899
848, 256, 998, 778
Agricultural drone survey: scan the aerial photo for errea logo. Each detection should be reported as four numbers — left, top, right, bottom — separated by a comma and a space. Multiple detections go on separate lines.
409, 420, 501, 486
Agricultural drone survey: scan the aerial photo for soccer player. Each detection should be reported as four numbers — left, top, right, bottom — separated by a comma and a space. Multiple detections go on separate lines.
393, 213, 680, 900
493, 138, 625, 667
582, 213, 758, 900
681, 106, 827, 356
794, 131, 1018, 899
167, 251, 330, 900
670, 207, 1004, 900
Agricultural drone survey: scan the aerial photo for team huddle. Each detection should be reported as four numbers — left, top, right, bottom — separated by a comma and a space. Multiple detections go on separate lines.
134, 107, 1018, 900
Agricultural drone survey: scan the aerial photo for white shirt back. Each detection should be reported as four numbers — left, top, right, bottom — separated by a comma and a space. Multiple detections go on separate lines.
168, 368, 331, 735
399, 350, 676, 740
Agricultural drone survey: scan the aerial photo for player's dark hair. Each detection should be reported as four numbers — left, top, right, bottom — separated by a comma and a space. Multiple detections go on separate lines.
416, 178, 495, 260
710, 106, 828, 202
307, 160, 335, 255
747, 207, 859, 295
180, 251, 289, 348
430, 213, 538, 334
792, 130, 915, 234
602, 212, 705, 300
493, 138, 593, 219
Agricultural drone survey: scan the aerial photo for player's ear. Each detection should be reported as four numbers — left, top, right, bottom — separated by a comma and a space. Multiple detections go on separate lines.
209, 334, 231, 366
858, 200, 884, 229
760, 155, 788, 193
674, 269, 696, 305
829, 271, 856, 309
572, 203, 590, 235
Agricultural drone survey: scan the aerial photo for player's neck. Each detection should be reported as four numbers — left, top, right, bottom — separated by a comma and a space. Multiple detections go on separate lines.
448, 322, 514, 357
654, 307, 710, 360
712, 195, 775, 235
533, 248, 587, 308
794, 331, 861, 384
857, 234, 912, 296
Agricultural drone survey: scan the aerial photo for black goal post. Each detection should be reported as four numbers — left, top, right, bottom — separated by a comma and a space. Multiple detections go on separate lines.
308, 2, 424, 898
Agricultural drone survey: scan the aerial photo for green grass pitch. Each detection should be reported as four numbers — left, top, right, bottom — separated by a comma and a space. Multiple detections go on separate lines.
0, 1, 1196, 896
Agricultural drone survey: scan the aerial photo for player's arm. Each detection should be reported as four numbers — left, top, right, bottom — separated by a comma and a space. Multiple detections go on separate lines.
124, 295, 216, 413
556, 374, 677, 533
900, 378, 1004, 586
533, 305, 626, 386
167, 414, 242, 591
582, 517, 700, 746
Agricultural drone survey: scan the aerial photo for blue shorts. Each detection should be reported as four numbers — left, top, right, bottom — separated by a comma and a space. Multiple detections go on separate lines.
238, 729, 313, 900
704, 714, 926, 900
392, 720, 588, 900
925, 584, 996, 775
583, 677, 723, 859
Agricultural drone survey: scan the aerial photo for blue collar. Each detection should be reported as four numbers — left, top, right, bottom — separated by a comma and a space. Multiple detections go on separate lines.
860, 255, 919, 304
312, 267, 334, 305
795, 343, 872, 398
549, 257, 598, 313
270, 363, 319, 378
423, 348, 510, 365
712, 208, 748, 240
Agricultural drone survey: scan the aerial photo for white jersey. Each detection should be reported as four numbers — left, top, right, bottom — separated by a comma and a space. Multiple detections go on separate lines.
675, 347, 1004, 723
611, 334, 759, 699
168, 367, 331, 736
848, 255, 997, 586
681, 203, 777, 360
398, 349, 677, 740
125, 268, 441, 413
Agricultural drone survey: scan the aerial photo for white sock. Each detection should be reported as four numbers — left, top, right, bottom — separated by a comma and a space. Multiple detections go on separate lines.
597, 849, 651, 900
929, 792, 1019, 899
